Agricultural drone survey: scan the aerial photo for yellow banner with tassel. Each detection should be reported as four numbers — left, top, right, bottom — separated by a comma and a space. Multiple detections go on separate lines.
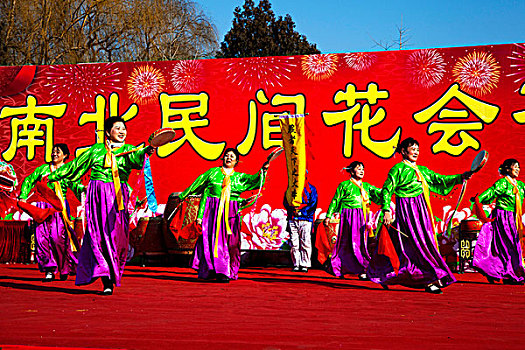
279, 115, 306, 208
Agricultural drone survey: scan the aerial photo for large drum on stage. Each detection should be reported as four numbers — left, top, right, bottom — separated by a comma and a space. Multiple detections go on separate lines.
164, 193, 201, 253
130, 216, 167, 257
458, 218, 483, 273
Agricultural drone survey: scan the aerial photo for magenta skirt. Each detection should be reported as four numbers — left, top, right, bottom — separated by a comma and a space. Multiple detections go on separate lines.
34, 201, 78, 277
331, 207, 370, 276
75, 180, 130, 287
368, 194, 456, 289
473, 209, 525, 282
191, 196, 241, 280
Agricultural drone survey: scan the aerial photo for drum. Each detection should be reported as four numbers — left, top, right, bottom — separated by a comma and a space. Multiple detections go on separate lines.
458, 218, 482, 273
130, 216, 167, 256
471, 150, 489, 173
148, 128, 176, 148
164, 194, 201, 253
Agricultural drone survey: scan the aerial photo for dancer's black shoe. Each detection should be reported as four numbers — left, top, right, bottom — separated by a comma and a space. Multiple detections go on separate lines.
425, 284, 443, 294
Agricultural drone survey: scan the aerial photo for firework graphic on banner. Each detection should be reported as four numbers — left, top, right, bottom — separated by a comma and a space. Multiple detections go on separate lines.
452, 51, 501, 96
507, 43, 525, 92
44, 63, 122, 105
406, 49, 447, 88
127, 65, 166, 104
170, 60, 204, 92
226, 56, 295, 91
344, 52, 377, 71
301, 54, 339, 81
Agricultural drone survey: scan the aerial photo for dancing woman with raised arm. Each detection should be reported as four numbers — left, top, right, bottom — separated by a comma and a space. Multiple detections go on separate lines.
367, 137, 472, 294
179, 148, 268, 282
20, 144, 84, 282
48, 117, 154, 294
472, 159, 525, 285
323, 161, 381, 280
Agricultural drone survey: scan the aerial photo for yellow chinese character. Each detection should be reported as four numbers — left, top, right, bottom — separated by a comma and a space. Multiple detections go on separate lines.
157, 92, 225, 160
511, 82, 525, 124
413, 83, 500, 156
0, 95, 66, 162
322, 83, 400, 158
237, 89, 306, 154
76, 92, 138, 157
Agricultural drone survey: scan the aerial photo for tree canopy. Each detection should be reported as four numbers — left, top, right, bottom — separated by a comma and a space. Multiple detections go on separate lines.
217, 0, 320, 58
0, 0, 219, 66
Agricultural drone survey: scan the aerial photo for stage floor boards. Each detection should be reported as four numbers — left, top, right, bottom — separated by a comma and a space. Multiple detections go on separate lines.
1, 264, 523, 349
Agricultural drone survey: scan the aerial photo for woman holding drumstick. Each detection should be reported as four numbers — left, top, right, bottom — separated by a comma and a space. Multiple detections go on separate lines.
48, 117, 155, 295
179, 147, 269, 282
368, 137, 473, 294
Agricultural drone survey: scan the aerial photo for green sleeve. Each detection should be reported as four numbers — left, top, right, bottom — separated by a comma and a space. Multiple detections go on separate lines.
477, 180, 504, 205
127, 146, 148, 170
366, 183, 382, 205
380, 167, 398, 211
237, 171, 265, 192
48, 146, 94, 183
326, 183, 344, 218
19, 166, 45, 200
421, 166, 462, 196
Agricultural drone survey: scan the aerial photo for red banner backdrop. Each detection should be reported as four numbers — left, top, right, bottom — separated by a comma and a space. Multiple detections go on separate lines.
1, 43, 525, 250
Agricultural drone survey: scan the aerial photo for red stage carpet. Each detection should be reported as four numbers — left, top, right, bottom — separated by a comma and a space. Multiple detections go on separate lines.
1, 263, 524, 349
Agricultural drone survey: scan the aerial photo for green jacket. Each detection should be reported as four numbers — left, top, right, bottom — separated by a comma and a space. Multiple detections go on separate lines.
20, 163, 85, 200
326, 180, 381, 218
381, 162, 462, 211
179, 167, 264, 219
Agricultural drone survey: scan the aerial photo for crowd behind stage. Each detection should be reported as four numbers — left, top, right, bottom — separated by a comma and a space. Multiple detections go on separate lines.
0, 117, 524, 295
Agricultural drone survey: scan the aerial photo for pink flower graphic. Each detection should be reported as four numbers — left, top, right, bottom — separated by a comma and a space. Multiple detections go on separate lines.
241, 204, 289, 250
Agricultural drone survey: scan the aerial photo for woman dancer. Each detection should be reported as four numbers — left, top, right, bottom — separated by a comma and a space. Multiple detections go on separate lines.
20, 144, 84, 281
368, 137, 472, 294
48, 117, 154, 294
323, 161, 381, 280
472, 159, 525, 285
179, 148, 268, 282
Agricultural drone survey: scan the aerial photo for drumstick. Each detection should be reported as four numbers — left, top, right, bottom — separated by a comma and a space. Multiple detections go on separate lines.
445, 179, 468, 237
166, 200, 184, 222
387, 224, 409, 238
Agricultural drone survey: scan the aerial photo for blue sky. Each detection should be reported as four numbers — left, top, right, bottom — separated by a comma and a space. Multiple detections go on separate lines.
196, 0, 525, 53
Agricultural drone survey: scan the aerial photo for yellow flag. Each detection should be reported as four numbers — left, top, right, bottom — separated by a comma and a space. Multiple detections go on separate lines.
279, 116, 306, 208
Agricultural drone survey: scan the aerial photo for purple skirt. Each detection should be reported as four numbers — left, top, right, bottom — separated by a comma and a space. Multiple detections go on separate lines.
473, 209, 525, 282
331, 207, 370, 276
367, 194, 456, 288
191, 197, 241, 280
34, 201, 78, 277
75, 180, 130, 287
